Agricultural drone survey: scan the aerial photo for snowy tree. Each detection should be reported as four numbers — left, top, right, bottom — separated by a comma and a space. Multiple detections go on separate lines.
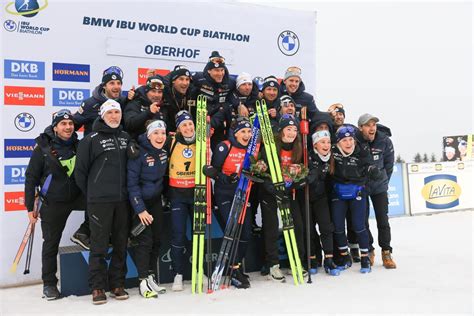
414, 153, 422, 162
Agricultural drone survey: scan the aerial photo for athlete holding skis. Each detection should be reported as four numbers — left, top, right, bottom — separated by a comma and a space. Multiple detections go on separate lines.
203, 118, 255, 289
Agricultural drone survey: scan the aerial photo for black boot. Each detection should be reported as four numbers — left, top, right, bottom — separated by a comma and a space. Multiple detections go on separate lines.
70, 231, 90, 250
231, 267, 250, 289
323, 257, 340, 276
43, 285, 61, 300
350, 247, 361, 263
336, 252, 352, 270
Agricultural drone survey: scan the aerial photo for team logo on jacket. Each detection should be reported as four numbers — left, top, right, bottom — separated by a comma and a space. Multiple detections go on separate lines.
421, 174, 461, 209
14, 112, 35, 132
182, 148, 193, 159
277, 31, 300, 56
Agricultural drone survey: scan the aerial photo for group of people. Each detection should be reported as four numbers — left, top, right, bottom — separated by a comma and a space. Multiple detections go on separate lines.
24, 51, 397, 305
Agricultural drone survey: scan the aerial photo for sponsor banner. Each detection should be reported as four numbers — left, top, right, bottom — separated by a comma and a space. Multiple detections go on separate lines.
4, 139, 36, 158
52, 88, 90, 107
4, 165, 27, 185
4, 86, 45, 106
107, 37, 234, 64
407, 161, 473, 215
4, 191, 26, 212
14, 112, 36, 132
52, 62, 90, 82
137, 68, 170, 85
4, 59, 45, 80
369, 163, 406, 217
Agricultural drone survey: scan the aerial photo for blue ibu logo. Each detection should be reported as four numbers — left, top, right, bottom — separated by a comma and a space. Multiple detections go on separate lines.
277, 31, 300, 56
14, 112, 35, 132
5, 0, 48, 18
4, 59, 45, 80
182, 148, 193, 159
52, 88, 90, 107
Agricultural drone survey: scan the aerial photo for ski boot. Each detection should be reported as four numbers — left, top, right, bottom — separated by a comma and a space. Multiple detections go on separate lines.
323, 257, 340, 276
308, 256, 319, 275
350, 247, 361, 263
336, 252, 352, 270
139, 278, 158, 298
360, 255, 372, 273
231, 266, 250, 289
172, 274, 184, 291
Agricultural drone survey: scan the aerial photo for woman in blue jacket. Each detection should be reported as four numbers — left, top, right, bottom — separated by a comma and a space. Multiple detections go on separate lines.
127, 120, 168, 298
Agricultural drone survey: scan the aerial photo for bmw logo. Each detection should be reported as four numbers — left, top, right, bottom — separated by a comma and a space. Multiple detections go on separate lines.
182, 148, 193, 159
14, 113, 35, 132
277, 30, 300, 56
3, 20, 17, 32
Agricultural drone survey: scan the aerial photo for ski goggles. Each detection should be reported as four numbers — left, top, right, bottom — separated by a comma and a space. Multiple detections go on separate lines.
103, 66, 124, 79
52, 109, 72, 126
336, 124, 356, 142
209, 56, 225, 64
286, 66, 302, 75
147, 78, 164, 90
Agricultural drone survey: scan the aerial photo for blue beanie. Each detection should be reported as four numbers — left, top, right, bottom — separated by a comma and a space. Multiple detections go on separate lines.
335, 124, 355, 142
175, 110, 193, 129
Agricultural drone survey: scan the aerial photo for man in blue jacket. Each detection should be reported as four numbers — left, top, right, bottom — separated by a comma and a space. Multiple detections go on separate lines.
356, 113, 396, 269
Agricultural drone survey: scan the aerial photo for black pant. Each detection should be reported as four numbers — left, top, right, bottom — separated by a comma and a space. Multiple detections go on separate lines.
132, 196, 164, 279
88, 202, 130, 290
309, 195, 334, 256
367, 192, 392, 252
260, 190, 304, 266
40, 195, 86, 286
298, 190, 323, 261
75, 209, 90, 236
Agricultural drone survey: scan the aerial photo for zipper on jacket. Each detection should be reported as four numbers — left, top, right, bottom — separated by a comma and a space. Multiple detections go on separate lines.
93, 157, 108, 183
113, 135, 122, 200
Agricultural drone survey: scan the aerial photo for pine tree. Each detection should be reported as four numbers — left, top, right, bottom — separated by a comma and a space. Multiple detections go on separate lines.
422, 153, 429, 163
396, 154, 405, 163
414, 153, 422, 163
430, 153, 437, 162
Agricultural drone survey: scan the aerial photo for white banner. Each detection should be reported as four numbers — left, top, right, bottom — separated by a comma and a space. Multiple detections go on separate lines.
407, 161, 473, 215
1, 0, 316, 287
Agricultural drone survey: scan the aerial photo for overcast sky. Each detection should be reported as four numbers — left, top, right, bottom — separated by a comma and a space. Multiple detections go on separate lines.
239, 0, 472, 161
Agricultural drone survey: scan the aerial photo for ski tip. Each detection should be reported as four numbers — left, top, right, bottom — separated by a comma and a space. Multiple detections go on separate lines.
9, 263, 18, 274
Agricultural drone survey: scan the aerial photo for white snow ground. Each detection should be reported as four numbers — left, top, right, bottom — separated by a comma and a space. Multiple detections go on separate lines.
1, 211, 472, 315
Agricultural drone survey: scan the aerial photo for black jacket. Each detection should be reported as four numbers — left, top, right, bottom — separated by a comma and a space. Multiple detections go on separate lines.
73, 84, 128, 136
280, 80, 318, 119
24, 126, 82, 212
124, 86, 167, 139
331, 141, 374, 186
307, 149, 331, 200
356, 129, 394, 195
227, 84, 260, 115
162, 78, 195, 133
75, 118, 130, 203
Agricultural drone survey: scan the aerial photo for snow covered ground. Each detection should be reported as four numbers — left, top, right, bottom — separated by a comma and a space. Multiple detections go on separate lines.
1, 211, 472, 315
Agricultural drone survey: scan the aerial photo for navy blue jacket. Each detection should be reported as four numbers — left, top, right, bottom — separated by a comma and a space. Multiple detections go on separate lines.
73, 84, 128, 136
127, 133, 168, 214
331, 141, 374, 187
307, 149, 331, 200
227, 84, 260, 115
356, 129, 394, 195
162, 77, 195, 133
280, 80, 318, 119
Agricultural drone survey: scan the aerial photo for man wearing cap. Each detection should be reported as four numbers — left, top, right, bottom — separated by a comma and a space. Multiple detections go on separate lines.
124, 75, 167, 139
356, 113, 396, 269
73, 67, 130, 136
75, 99, 131, 305
71, 67, 131, 249
163, 65, 194, 132
327, 103, 346, 130
25, 109, 85, 300
191, 51, 235, 149
280, 66, 318, 119
228, 72, 259, 118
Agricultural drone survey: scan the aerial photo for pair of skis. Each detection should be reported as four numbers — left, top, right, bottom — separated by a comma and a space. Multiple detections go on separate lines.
210, 114, 261, 292
256, 99, 305, 285
191, 95, 212, 294
10, 174, 52, 274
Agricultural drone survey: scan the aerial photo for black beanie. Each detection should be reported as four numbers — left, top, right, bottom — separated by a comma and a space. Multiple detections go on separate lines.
102, 72, 122, 85
171, 65, 192, 82
278, 114, 299, 132
206, 51, 226, 70
262, 76, 280, 91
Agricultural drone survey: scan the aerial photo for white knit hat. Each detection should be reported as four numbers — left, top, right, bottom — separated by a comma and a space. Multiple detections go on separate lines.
236, 72, 252, 88
99, 99, 121, 118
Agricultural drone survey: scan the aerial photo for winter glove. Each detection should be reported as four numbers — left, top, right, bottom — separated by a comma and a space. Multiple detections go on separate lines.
229, 173, 239, 184
127, 139, 140, 159
368, 165, 383, 181
275, 188, 289, 204
291, 179, 307, 190
202, 165, 218, 179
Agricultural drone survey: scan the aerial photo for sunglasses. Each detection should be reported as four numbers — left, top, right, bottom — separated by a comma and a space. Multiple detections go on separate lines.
147, 78, 164, 90
286, 66, 302, 75
103, 66, 124, 79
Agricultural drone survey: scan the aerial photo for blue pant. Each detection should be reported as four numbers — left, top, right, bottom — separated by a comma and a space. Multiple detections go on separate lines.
170, 196, 194, 275
214, 189, 252, 265
331, 191, 369, 254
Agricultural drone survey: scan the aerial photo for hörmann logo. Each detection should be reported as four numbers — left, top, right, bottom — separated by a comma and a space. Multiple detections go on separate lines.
52, 88, 90, 107
4, 139, 36, 158
4, 86, 45, 106
421, 174, 462, 209
52, 63, 90, 82
4, 59, 45, 80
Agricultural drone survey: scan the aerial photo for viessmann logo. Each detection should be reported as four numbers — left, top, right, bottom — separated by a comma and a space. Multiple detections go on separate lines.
53, 63, 90, 82
4, 86, 45, 106
421, 174, 462, 209
4, 192, 26, 212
